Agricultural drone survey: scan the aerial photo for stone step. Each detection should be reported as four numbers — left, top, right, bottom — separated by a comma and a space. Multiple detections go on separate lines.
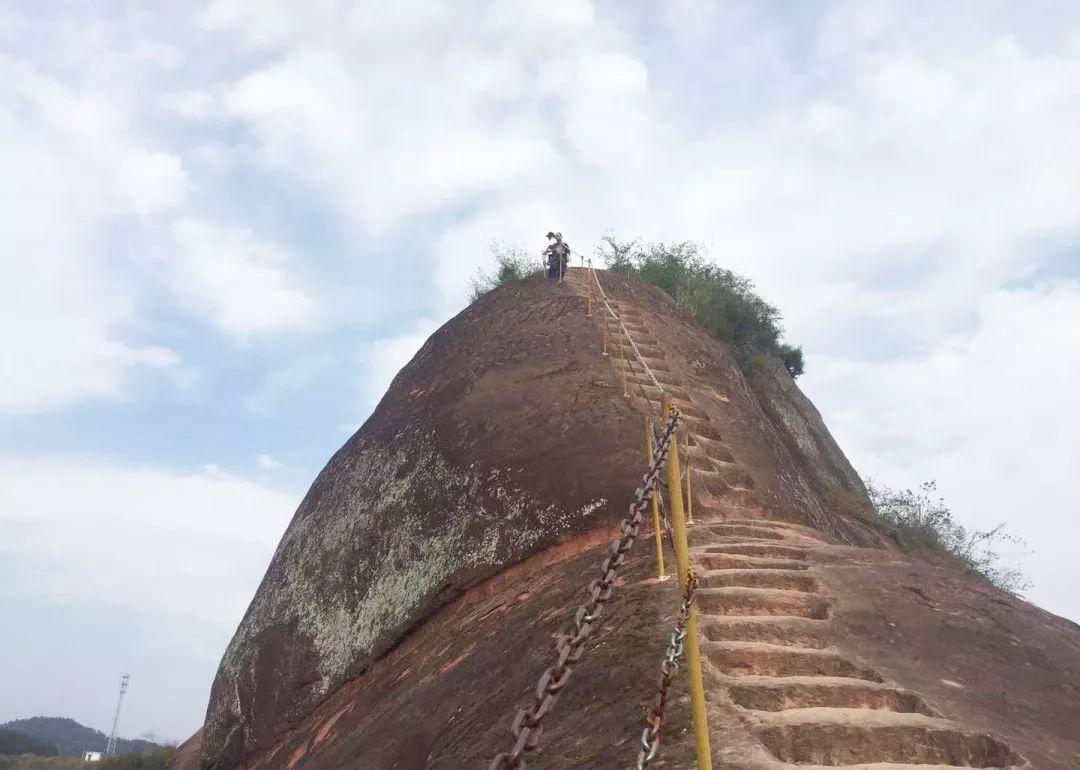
700, 524, 793, 542
698, 587, 830, 619
749, 708, 1020, 767
698, 553, 810, 572
722, 518, 828, 540
705, 641, 882, 681
700, 616, 826, 648
684, 441, 736, 464
694, 464, 757, 491
642, 397, 709, 420
699, 569, 820, 593
612, 357, 671, 374
704, 542, 809, 560
729, 676, 934, 715
640, 383, 693, 402
683, 419, 724, 441
699, 485, 760, 508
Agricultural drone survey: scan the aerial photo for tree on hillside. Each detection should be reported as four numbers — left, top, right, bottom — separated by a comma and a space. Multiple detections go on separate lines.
0, 719, 161, 759
0, 729, 57, 757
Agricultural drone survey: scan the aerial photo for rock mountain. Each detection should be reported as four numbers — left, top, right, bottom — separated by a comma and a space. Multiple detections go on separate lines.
173, 269, 1080, 769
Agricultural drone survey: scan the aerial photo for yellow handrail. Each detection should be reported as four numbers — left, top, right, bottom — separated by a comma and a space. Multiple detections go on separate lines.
663, 397, 713, 770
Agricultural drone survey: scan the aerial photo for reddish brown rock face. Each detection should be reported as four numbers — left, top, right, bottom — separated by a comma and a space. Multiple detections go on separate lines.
186, 270, 1080, 770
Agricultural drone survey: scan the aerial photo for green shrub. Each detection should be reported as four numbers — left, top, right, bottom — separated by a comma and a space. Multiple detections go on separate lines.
777, 344, 804, 377
865, 480, 1028, 595
595, 237, 804, 376
469, 240, 542, 301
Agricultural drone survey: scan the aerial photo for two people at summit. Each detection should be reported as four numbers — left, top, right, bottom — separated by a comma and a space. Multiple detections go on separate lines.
544, 231, 571, 283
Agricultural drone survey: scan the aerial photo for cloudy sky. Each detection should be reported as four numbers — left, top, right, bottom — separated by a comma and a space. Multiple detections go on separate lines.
2, 0, 1079, 743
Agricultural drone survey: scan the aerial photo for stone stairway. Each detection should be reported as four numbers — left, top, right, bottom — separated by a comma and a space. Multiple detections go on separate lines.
570, 271, 1024, 769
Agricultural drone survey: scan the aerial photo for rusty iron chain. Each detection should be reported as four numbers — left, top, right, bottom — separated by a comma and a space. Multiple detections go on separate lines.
636, 567, 699, 767
488, 409, 682, 770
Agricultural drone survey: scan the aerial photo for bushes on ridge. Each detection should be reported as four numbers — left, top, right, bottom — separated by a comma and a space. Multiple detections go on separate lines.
597, 237, 804, 376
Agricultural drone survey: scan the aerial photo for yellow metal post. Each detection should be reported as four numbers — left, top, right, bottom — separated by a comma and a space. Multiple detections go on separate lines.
646, 418, 666, 581
662, 398, 712, 770
602, 320, 609, 356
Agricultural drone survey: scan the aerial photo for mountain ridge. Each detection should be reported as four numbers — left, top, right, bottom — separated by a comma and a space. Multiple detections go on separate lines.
0, 717, 161, 757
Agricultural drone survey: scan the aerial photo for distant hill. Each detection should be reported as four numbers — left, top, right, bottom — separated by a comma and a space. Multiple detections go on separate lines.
0, 729, 56, 757
0, 719, 159, 758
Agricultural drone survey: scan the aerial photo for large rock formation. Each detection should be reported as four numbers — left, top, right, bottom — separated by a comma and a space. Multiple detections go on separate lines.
178, 269, 1080, 770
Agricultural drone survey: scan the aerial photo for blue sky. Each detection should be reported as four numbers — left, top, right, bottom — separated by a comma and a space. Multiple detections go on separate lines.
2, 0, 1079, 743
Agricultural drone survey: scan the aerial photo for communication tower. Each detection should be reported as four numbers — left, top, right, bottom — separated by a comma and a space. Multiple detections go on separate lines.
104, 673, 130, 756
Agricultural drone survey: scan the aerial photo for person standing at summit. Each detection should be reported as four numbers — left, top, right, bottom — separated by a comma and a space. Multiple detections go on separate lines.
544, 231, 571, 283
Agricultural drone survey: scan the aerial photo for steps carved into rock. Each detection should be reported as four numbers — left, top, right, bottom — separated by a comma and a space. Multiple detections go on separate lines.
705, 642, 883, 681
749, 709, 1021, 767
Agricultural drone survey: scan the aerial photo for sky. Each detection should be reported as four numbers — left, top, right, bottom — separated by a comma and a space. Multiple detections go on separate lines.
2, 0, 1079, 744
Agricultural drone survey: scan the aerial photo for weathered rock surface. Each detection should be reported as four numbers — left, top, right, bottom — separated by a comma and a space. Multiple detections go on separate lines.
182, 269, 1080, 769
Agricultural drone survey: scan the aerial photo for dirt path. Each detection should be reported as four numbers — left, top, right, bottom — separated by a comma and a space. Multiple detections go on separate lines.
571, 269, 1024, 769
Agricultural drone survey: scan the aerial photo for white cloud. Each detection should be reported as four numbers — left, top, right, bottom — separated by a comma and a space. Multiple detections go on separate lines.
0, 53, 186, 414
801, 281, 1080, 620
169, 218, 317, 337
206, 0, 1080, 336
224, 45, 559, 232
160, 89, 218, 118
0, 457, 297, 628
524, 0, 594, 28
257, 453, 283, 469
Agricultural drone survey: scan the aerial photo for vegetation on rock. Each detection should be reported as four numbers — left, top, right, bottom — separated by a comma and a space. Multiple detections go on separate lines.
596, 237, 805, 376
830, 480, 1028, 595
468, 236, 804, 377
469, 241, 542, 301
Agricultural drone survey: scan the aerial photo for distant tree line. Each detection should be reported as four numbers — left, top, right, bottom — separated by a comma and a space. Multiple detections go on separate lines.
0, 748, 174, 770
0, 731, 56, 758
0, 718, 172, 770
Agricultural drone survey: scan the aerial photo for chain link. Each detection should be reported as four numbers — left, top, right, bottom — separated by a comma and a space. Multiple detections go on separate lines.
637, 568, 699, 768
488, 409, 681, 770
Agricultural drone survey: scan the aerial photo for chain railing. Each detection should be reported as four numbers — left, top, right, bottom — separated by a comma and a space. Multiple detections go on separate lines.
485, 265, 713, 770
638, 567, 699, 767
591, 273, 711, 767
487, 409, 681, 770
